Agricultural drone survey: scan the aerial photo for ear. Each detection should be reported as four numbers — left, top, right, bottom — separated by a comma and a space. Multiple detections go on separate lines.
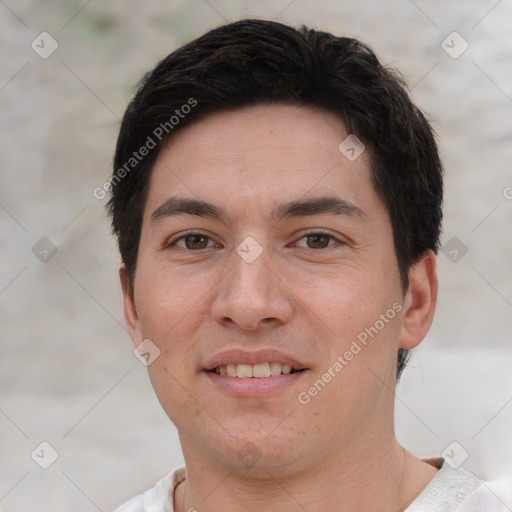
399, 250, 438, 350
120, 265, 143, 347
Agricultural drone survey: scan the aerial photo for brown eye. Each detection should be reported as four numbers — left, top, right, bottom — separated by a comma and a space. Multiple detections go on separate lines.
166, 232, 217, 250
305, 234, 332, 249
293, 231, 346, 251
183, 234, 210, 250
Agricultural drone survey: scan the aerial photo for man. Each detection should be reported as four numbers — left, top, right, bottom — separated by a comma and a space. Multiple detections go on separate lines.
108, 19, 505, 512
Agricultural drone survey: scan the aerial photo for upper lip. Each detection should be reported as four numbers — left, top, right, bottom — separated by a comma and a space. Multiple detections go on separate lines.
203, 349, 308, 371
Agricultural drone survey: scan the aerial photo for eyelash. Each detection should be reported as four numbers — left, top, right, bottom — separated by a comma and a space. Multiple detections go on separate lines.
165, 230, 345, 251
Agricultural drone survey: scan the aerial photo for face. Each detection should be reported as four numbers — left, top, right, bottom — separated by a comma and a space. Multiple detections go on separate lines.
121, 104, 434, 475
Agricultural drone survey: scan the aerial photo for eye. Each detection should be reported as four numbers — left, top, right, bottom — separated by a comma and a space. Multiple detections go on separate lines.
166, 232, 219, 250
295, 231, 342, 250
165, 230, 344, 251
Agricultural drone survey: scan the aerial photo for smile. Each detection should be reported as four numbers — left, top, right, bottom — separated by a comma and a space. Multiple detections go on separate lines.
211, 362, 303, 378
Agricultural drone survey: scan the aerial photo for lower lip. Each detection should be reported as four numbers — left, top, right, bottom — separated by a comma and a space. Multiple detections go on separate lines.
203, 370, 308, 397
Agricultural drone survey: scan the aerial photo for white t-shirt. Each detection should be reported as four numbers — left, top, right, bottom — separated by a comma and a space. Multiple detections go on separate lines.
114, 460, 509, 512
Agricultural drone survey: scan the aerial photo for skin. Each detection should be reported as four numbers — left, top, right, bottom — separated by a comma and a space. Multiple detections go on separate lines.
121, 104, 439, 511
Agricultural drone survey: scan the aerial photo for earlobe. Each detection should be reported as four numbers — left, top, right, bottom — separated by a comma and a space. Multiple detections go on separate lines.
119, 265, 142, 347
398, 250, 438, 350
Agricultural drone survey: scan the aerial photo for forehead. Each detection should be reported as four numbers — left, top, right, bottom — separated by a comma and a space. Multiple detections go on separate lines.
144, 104, 377, 222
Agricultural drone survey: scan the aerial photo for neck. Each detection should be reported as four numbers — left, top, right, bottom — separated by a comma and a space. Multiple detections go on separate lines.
175, 431, 437, 512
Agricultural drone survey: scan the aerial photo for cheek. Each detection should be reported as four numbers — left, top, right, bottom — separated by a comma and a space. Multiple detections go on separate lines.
293, 263, 404, 378
300, 312, 403, 433
289, 263, 392, 335
135, 260, 205, 338
138, 273, 205, 412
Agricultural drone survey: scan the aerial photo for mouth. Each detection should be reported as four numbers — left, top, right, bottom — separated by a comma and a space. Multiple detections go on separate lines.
203, 349, 309, 396
208, 362, 306, 378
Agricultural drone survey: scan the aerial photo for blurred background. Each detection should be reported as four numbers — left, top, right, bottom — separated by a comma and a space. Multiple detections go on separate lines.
1, 0, 511, 510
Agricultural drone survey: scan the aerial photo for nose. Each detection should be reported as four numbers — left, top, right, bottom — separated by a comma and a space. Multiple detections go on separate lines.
211, 246, 294, 332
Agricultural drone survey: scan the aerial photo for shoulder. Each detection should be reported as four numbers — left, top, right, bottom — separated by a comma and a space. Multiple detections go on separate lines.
113, 466, 187, 512
406, 459, 510, 512
458, 484, 512, 512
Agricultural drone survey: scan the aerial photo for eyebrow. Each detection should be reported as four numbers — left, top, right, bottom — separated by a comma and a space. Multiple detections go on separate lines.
150, 195, 369, 224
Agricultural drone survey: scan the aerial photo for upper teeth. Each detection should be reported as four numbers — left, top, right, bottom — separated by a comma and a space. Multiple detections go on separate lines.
214, 363, 294, 378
